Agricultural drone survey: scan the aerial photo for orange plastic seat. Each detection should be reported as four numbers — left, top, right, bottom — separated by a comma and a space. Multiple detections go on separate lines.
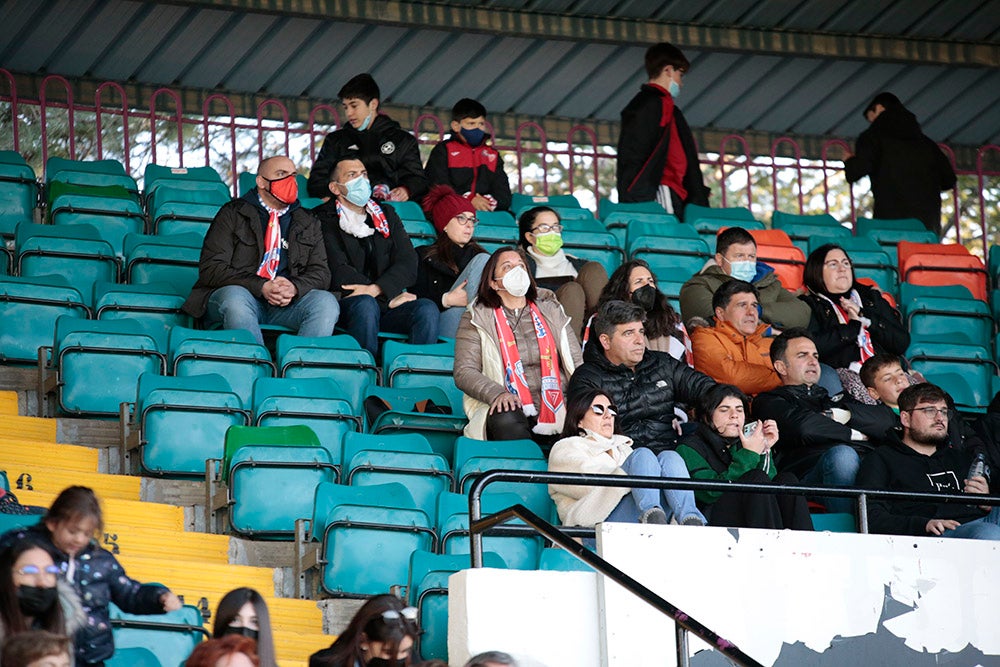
856, 277, 896, 308
748, 228, 805, 291
898, 241, 987, 301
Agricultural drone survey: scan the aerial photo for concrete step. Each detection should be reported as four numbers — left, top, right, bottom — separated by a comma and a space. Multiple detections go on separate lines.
0, 437, 98, 473
18, 489, 185, 531
0, 390, 19, 415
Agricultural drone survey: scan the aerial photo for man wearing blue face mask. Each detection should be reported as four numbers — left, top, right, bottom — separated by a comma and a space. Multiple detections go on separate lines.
616, 42, 710, 221
680, 226, 810, 332
425, 98, 512, 212
312, 156, 439, 356
306, 73, 429, 204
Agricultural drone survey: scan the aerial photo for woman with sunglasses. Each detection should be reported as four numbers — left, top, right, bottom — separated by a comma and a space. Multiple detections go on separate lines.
309, 594, 418, 667
0, 536, 84, 651
413, 185, 491, 338
548, 387, 705, 527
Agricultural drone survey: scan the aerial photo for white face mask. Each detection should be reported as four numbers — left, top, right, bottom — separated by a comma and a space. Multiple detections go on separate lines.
501, 266, 531, 298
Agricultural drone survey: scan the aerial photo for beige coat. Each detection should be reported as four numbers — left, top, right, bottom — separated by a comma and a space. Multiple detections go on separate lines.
548, 433, 633, 526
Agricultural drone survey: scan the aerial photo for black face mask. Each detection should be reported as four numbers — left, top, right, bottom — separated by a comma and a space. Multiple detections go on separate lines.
631, 284, 659, 312
17, 585, 58, 617
223, 626, 259, 641
365, 659, 405, 667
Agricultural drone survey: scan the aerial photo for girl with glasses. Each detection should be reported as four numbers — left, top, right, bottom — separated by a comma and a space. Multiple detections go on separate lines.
548, 388, 705, 527
310, 594, 418, 667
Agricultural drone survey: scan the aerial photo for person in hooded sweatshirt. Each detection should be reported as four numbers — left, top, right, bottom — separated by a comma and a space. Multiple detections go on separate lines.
844, 92, 956, 236
307, 73, 429, 204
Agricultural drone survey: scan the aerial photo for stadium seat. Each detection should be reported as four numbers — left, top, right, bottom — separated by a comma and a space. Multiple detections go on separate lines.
151, 200, 221, 237
855, 217, 938, 262
276, 334, 378, 412
143, 164, 229, 220
365, 385, 467, 462
452, 437, 551, 518
510, 193, 581, 212
168, 326, 275, 399
109, 603, 208, 667
626, 221, 711, 278
251, 376, 361, 466
382, 200, 425, 222
476, 210, 516, 227
93, 281, 192, 343
809, 512, 857, 533
41, 316, 165, 417
898, 283, 992, 347
598, 199, 665, 221
406, 550, 507, 662
0, 275, 89, 365
105, 647, 162, 667
603, 210, 679, 248
683, 204, 756, 228
49, 189, 147, 254
469, 223, 517, 254
747, 228, 805, 291
537, 547, 595, 571
436, 490, 543, 570
308, 481, 436, 597
342, 432, 452, 519
897, 241, 988, 301
16, 222, 120, 292
223, 425, 337, 538
400, 218, 437, 245
906, 341, 997, 412
382, 340, 461, 413
771, 211, 850, 256
561, 228, 625, 275
45, 161, 139, 203
0, 157, 38, 239
130, 372, 249, 478
830, 236, 898, 297
123, 233, 202, 293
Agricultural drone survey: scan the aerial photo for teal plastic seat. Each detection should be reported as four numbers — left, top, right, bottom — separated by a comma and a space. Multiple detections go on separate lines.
899, 284, 992, 347
0, 513, 43, 535
436, 491, 543, 570
47, 156, 127, 179
771, 211, 850, 256
683, 204, 756, 227
830, 236, 898, 296
93, 281, 192, 342
16, 222, 120, 292
49, 192, 147, 254
143, 164, 229, 219
383, 200, 425, 221
406, 550, 506, 662
856, 217, 938, 263
510, 193, 581, 211
627, 222, 711, 279
475, 210, 516, 227
0, 275, 89, 365
602, 210, 678, 247
50, 316, 165, 417
0, 160, 38, 238
342, 432, 453, 519
383, 341, 461, 413
365, 385, 467, 463
135, 372, 249, 478
810, 512, 857, 533
561, 229, 624, 275
310, 481, 435, 597
109, 603, 208, 667
277, 334, 378, 412
906, 341, 996, 412
598, 199, 664, 221
251, 376, 361, 467
123, 233, 202, 292
397, 218, 434, 244
452, 437, 551, 518
105, 647, 162, 667
151, 201, 221, 237
224, 425, 336, 538
169, 327, 275, 399
470, 224, 517, 248
537, 547, 595, 571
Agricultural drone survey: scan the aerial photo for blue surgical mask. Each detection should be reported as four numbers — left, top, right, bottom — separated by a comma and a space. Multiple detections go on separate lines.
357, 110, 374, 131
668, 79, 680, 98
460, 127, 486, 147
726, 258, 756, 283
342, 175, 372, 207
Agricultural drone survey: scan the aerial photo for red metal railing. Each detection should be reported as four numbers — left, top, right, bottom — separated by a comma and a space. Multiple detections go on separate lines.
1, 70, 995, 252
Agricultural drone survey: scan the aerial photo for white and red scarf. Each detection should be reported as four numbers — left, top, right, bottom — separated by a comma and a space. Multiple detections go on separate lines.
819, 290, 875, 372
256, 200, 289, 279
494, 303, 565, 435
336, 199, 390, 238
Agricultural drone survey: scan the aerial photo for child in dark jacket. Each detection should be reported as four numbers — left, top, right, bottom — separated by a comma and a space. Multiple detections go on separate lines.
1, 486, 181, 666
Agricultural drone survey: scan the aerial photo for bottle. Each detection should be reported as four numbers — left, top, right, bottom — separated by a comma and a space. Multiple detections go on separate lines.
968, 453, 991, 483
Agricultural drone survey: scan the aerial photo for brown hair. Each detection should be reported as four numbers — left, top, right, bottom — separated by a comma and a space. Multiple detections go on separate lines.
475, 247, 538, 309
44, 485, 103, 533
1, 630, 71, 667
185, 635, 259, 667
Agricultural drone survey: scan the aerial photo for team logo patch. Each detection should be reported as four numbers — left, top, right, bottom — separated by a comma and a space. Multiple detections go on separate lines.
381, 141, 395, 155
482, 149, 497, 163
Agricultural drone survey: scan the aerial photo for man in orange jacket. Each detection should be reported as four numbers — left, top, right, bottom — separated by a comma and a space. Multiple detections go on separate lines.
691, 279, 780, 396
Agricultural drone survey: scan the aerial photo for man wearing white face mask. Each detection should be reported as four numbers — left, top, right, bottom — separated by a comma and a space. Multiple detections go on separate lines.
313, 156, 439, 356
454, 247, 583, 450
680, 226, 810, 331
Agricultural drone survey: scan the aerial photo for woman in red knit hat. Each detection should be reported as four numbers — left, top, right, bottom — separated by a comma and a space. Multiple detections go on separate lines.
413, 185, 490, 338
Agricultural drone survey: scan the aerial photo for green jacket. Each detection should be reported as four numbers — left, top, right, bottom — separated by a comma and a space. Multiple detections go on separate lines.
679, 262, 810, 330
676, 423, 776, 506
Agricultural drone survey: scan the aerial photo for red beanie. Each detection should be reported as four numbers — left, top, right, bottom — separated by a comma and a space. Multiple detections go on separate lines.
422, 184, 475, 233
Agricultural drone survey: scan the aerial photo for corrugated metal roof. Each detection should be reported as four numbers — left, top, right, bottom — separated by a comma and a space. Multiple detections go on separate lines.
1, 0, 997, 156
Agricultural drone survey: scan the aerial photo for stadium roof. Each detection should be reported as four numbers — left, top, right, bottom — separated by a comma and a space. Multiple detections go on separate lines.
2, 0, 998, 164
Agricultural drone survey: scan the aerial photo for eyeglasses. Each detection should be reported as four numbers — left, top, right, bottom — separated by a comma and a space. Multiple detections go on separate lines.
382, 607, 418, 623
823, 260, 852, 270
531, 224, 563, 234
15, 564, 61, 580
453, 214, 478, 227
908, 406, 948, 419
590, 403, 618, 417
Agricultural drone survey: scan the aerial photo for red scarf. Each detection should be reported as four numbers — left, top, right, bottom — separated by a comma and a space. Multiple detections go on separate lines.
257, 209, 282, 279
335, 200, 390, 238
820, 291, 875, 371
494, 303, 565, 435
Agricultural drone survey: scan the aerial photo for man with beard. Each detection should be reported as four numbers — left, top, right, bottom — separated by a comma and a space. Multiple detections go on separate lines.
856, 383, 1000, 539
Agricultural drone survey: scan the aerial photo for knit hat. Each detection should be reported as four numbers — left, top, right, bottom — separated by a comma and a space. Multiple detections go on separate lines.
422, 184, 476, 233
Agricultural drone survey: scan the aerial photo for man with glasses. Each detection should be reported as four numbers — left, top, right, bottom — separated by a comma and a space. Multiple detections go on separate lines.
856, 383, 1000, 539
314, 156, 439, 356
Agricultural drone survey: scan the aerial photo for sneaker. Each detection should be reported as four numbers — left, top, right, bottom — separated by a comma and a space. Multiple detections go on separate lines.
681, 515, 706, 527
640, 507, 668, 524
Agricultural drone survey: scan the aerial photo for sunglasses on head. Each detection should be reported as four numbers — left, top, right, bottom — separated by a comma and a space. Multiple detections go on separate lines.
382, 607, 418, 623
590, 403, 618, 417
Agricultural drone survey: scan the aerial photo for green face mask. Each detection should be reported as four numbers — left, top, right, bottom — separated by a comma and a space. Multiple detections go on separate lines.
534, 231, 564, 256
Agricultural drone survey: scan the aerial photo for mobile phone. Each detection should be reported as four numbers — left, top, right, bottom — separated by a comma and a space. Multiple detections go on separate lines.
743, 422, 758, 437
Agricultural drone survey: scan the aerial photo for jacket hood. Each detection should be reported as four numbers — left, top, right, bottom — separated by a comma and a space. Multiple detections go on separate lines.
58, 578, 87, 636
368, 113, 403, 134
871, 105, 923, 140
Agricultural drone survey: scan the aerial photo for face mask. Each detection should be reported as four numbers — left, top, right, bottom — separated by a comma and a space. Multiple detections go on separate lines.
534, 232, 563, 256
668, 79, 680, 98
223, 626, 259, 641
366, 659, 405, 667
264, 174, 298, 205
726, 259, 756, 283
459, 127, 486, 147
357, 109, 374, 131
631, 284, 659, 312
17, 585, 58, 617
342, 175, 372, 207
500, 266, 531, 298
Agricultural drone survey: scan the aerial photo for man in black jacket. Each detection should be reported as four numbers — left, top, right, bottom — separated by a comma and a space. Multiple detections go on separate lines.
568, 300, 716, 452
615, 42, 710, 221
856, 383, 999, 539
182, 156, 339, 345
752, 328, 892, 513
307, 73, 429, 203
313, 156, 439, 356
844, 92, 956, 236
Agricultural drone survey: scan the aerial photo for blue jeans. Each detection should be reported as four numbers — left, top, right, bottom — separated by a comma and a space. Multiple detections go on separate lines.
801, 444, 860, 514
941, 507, 1000, 540
339, 294, 440, 356
817, 363, 843, 396
438, 252, 489, 339
204, 285, 340, 346
605, 448, 706, 524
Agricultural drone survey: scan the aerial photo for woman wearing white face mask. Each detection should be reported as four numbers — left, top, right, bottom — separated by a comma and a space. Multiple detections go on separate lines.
454, 247, 583, 451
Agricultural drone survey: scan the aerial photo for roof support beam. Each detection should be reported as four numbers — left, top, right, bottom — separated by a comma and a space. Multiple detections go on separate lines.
151, 0, 1000, 68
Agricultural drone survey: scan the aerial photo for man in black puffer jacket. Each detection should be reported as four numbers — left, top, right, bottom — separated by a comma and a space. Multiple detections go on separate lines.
568, 300, 716, 452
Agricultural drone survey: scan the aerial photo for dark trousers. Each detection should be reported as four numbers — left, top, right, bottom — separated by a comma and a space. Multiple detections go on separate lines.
485, 406, 560, 455
707, 470, 813, 530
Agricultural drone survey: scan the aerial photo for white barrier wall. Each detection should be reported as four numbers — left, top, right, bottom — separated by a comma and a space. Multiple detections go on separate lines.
449, 524, 1000, 667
